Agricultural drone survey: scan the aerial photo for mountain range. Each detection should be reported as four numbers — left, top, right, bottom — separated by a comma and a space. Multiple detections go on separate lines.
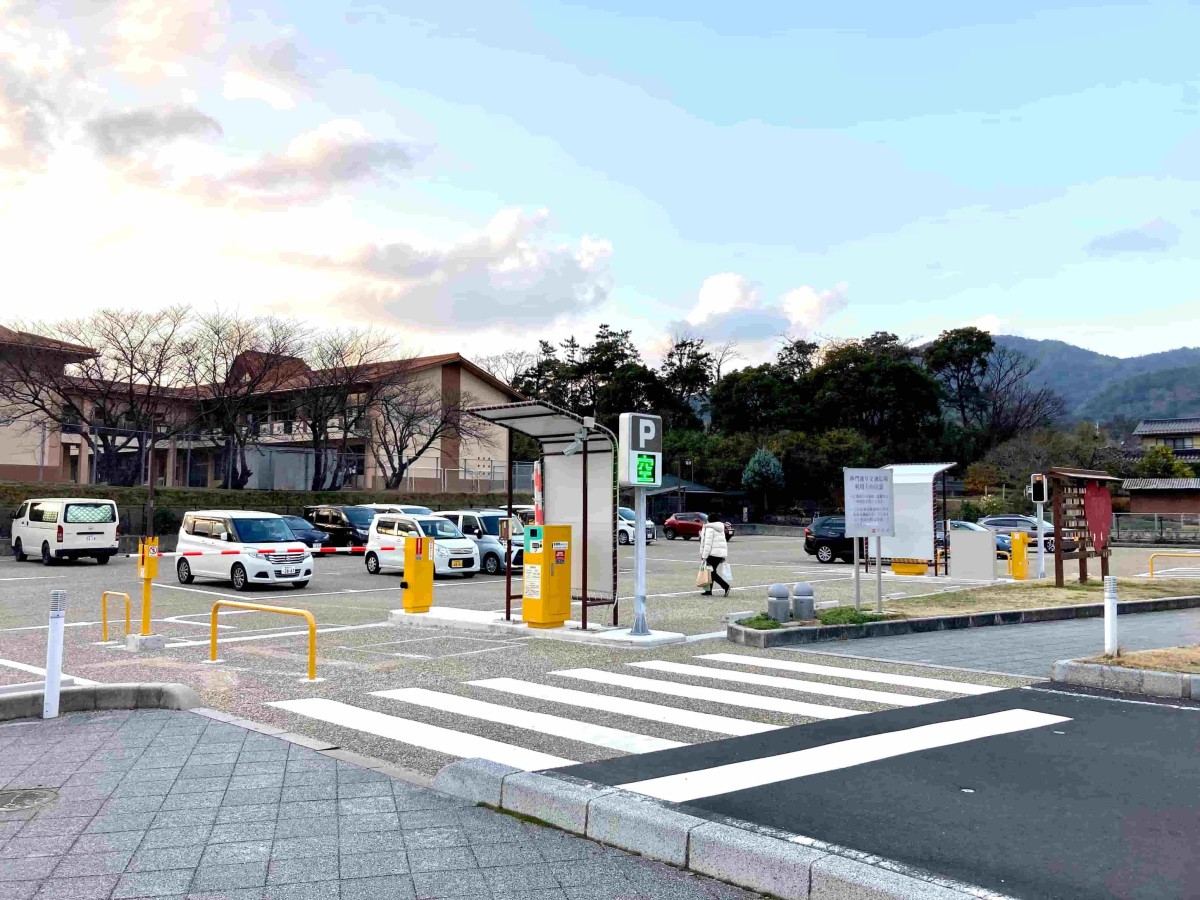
993, 336, 1200, 420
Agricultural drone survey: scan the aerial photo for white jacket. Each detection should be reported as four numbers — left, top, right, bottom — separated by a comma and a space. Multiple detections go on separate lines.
700, 522, 728, 560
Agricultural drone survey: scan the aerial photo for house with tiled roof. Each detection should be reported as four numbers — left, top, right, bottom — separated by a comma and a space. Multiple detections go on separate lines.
1121, 478, 1200, 514
1131, 418, 1200, 460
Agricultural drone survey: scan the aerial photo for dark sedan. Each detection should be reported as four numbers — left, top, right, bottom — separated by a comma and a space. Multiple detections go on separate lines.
281, 515, 331, 549
803, 515, 865, 563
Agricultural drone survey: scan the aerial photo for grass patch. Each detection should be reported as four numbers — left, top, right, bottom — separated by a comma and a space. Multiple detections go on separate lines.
887, 577, 1200, 619
1084, 645, 1200, 674
816, 607, 892, 626
736, 614, 784, 630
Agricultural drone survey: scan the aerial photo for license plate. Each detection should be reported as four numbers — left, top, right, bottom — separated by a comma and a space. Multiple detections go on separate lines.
450, 559, 464, 568
280, 567, 300, 577
85, 535, 97, 542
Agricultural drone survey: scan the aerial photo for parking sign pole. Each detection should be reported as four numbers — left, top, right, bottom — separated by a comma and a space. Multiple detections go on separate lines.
853, 538, 861, 612
1036, 501, 1046, 579
875, 536, 884, 614
630, 486, 650, 636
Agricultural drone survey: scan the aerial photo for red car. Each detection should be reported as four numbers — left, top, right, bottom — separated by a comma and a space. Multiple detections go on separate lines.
662, 512, 734, 542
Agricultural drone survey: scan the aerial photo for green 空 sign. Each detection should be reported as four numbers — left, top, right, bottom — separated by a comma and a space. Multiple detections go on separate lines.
636, 453, 657, 485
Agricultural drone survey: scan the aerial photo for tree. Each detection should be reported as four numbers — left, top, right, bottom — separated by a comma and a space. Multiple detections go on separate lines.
711, 341, 743, 382
976, 345, 1066, 448
475, 349, 537, 386
742, 447, 785, 511
964, 461, 1002, 495
185, 312, 307, 489
370, 379, 492, 489
925, 327, 994, 431
659, 334, 713, 415
1137, 445, 1195, 478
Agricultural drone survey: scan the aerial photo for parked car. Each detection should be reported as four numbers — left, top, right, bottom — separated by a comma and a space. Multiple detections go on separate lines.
617, 506, 657, 545
977, 515, 1075, 552
364, 514, 479, 578
177, 511, 313, 590
437, 509, 524, 575
936, 520, 1012, 558
302, 505, 377, 548
364, 503, 434, 516
803, 515, 865, 564
662, 512, 734, 542
280, 515, 331, 550
11, 497, 119, 565
508, 505, 537, 525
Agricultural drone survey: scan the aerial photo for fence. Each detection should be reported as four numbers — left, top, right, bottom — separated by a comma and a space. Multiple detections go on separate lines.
1111, 513, 1200, 544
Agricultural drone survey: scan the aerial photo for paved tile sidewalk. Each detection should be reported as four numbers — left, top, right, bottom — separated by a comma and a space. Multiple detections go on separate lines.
0, 710, 757, 900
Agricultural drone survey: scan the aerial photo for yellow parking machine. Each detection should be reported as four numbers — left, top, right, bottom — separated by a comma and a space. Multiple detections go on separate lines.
1010, 532, 1029, 580
402, 535, 434, 613
522, 525, 572, 629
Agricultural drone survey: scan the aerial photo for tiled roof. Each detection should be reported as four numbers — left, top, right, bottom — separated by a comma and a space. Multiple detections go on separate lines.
0, 325, 95, 356
1133, 418, 1200, 436
1122, 479, 1200, 491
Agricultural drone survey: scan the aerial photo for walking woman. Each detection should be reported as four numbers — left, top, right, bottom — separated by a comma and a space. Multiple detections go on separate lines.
699, 514, 730, 596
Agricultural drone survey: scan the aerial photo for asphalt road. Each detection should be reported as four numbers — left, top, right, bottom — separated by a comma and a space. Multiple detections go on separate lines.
561, 684, 1200, 900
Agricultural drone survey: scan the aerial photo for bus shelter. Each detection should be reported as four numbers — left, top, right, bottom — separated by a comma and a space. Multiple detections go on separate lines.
467, 401, 618, 630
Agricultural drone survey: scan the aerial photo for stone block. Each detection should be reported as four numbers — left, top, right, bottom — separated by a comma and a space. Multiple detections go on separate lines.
125, 633, 166, 652
432, 758, 520, 808
1100, 665, 1143, 694
0, 690, 42, 722
1054, 661, 1103, 689
585, 790, 705, 866
58, 686, 97, 712
688, 822, 825, 900
136, 684, 163, 708
95, 684, 140, 710
502, 773, 610, 835
1141, 670, 1185, 699
811, 855, 975, 899
159, 684, 202, 710
1188, 675, 1200, 701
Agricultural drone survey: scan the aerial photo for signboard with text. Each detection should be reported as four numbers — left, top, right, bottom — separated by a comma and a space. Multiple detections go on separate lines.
843, 468, 895, 537
618, 413, 663, 488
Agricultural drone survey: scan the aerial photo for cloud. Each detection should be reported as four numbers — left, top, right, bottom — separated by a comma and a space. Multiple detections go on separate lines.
87, 105, 221, 157
674, 273, 849, 345
1084, 218, 1180, 257
106, 0, 228, 81
287, 207, 613, 330
223, 38, 312, 110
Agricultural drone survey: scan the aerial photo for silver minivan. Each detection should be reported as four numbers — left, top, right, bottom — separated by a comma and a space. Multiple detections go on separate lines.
436, 509, 523, 575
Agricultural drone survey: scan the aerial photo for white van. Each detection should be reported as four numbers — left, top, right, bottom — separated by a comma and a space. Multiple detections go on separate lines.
11, 498, 120, 565
364, 514, 478, 578
177, 510, 313, 591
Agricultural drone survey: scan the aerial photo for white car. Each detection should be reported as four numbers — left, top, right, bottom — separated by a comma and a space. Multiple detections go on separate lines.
437, 509, 524, 575
176, 510, 313, 591
11, 497, 119, 565
363, 503, 434, 516
364, 514, 479, 577
618, 506, 657, 546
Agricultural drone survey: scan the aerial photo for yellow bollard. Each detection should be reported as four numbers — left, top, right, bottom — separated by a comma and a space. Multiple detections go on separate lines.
136, 538, 159, 635
100, 591, 131, 643
401, 536, 434, 613
1009, 532, 1029, 580
210, 600, 317, 681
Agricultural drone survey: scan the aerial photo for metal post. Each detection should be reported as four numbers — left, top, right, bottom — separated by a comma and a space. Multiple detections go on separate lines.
875, 536, 883, 613
940, 471, 948, 577
44, 590, 66, 719
581, 437, 589, 632
1103, 575, 1118, 655
631, 486, 650, 635
1035, 501, 1046, 579
505, 429, 513, 622
853, 537, 861, 612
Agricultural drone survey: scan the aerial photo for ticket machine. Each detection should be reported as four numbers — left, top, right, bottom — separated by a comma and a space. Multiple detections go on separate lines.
522, 525, 572, 628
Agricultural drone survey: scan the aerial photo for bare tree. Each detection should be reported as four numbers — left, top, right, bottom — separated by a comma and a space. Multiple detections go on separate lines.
293, 329, 402, 490
184, 312, 308, 489
370, 382, 492, 490
979, 346, 1066, 444
475, 349, 537, 386
711, 341, 743, 382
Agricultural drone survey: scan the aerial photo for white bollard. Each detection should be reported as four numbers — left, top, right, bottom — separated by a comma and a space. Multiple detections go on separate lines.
1103, 576, 1118, 656
43, 589, 67, 719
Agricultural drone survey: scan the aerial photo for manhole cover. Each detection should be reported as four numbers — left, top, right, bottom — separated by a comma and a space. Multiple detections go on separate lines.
0, 788, 57, 812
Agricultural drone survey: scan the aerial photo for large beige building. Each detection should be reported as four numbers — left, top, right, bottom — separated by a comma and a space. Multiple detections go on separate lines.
0, 329, 522, 493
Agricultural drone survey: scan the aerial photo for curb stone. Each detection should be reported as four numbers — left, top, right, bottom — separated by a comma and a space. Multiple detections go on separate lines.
0, 682, 201, 721
1052, 658, 1195, 700
433, 760, 1014, 900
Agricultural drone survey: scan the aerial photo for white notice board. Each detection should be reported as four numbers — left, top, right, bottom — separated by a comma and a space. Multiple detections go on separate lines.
844, 468, 895, 537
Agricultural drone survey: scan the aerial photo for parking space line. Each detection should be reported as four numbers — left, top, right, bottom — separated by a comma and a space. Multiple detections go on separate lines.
0, 657, 99, 686
697, 654, 1007, 695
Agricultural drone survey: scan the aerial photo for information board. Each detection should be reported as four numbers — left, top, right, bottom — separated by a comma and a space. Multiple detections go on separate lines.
843, 468, 895, 537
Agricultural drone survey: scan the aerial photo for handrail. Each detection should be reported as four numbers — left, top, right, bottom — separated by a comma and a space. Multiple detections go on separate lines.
100, 591, 131, 643
210, 600, 318, 681
1148, 552, 1200, 577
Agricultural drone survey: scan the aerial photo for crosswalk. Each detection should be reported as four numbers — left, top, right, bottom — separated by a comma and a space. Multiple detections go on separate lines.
266, 652, 1020, 774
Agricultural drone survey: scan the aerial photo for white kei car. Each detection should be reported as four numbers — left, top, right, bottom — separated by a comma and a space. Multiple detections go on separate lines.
364, 514, 479, 577
176, 510, 313, 590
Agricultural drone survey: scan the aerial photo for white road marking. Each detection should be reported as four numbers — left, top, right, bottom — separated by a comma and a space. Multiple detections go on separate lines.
471, 677, 779, 737
165, 621, 388, 648
630, 661, 937, 707
373, 687, 684, 754
553, 668, 860, 720
0, 576, 65, 582
268, 698, 573, 771
698, 654, 1006, 696
0, 657, 99, 686
0, 622, 98, 633
618, 709, 1072, 802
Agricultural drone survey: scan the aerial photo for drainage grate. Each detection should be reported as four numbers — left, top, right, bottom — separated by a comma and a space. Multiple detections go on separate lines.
0, 788, 58, 813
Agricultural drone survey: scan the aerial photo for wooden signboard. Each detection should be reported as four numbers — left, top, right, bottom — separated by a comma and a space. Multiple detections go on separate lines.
1049, 467, 1119, 587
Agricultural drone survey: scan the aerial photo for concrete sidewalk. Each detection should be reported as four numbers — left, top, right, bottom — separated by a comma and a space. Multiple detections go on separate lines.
0, 710, 757, 900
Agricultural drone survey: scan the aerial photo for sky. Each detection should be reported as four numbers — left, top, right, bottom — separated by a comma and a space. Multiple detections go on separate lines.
3, 0, 1200, 365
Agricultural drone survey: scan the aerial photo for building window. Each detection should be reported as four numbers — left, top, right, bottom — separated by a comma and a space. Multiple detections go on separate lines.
1160, 437, 1195, 450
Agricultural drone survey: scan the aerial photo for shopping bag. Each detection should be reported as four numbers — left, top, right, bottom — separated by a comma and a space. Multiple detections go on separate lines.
718, 561, 733, 583
696, 566, 713, 588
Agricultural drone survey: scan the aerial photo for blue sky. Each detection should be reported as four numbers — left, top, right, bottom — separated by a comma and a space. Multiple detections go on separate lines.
5, 0, 1200, 361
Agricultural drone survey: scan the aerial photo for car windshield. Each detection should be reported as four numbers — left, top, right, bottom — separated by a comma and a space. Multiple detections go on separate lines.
619, 507, 634, 521
402, 506, 433, 515
64, 503, 115, 524
344, 507, 376, 527
233, 518, 294, 543
282, 517, 311, 530
419, 518, 464, 539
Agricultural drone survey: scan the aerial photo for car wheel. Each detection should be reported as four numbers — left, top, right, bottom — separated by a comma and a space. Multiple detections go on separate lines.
618, 531, 630, 546
664, 528, 676, 540
365, 553, 380, 575
1045, 537, 1056, 553
231, 563, 249, 591
291, 580, 309, 589
95, 555, 110, 566
816, 544, 835, 564
482, 553, 501, 575
12, 539, 25, 562
177, 559, 194, 584
41, 542, 56, 566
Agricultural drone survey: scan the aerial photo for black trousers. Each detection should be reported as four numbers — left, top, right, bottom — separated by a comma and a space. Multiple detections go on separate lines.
705, 555, 729, 592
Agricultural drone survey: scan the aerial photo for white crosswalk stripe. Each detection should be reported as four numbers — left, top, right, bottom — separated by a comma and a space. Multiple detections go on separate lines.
630, 660, 939, 707
266, 654, 1017, 774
